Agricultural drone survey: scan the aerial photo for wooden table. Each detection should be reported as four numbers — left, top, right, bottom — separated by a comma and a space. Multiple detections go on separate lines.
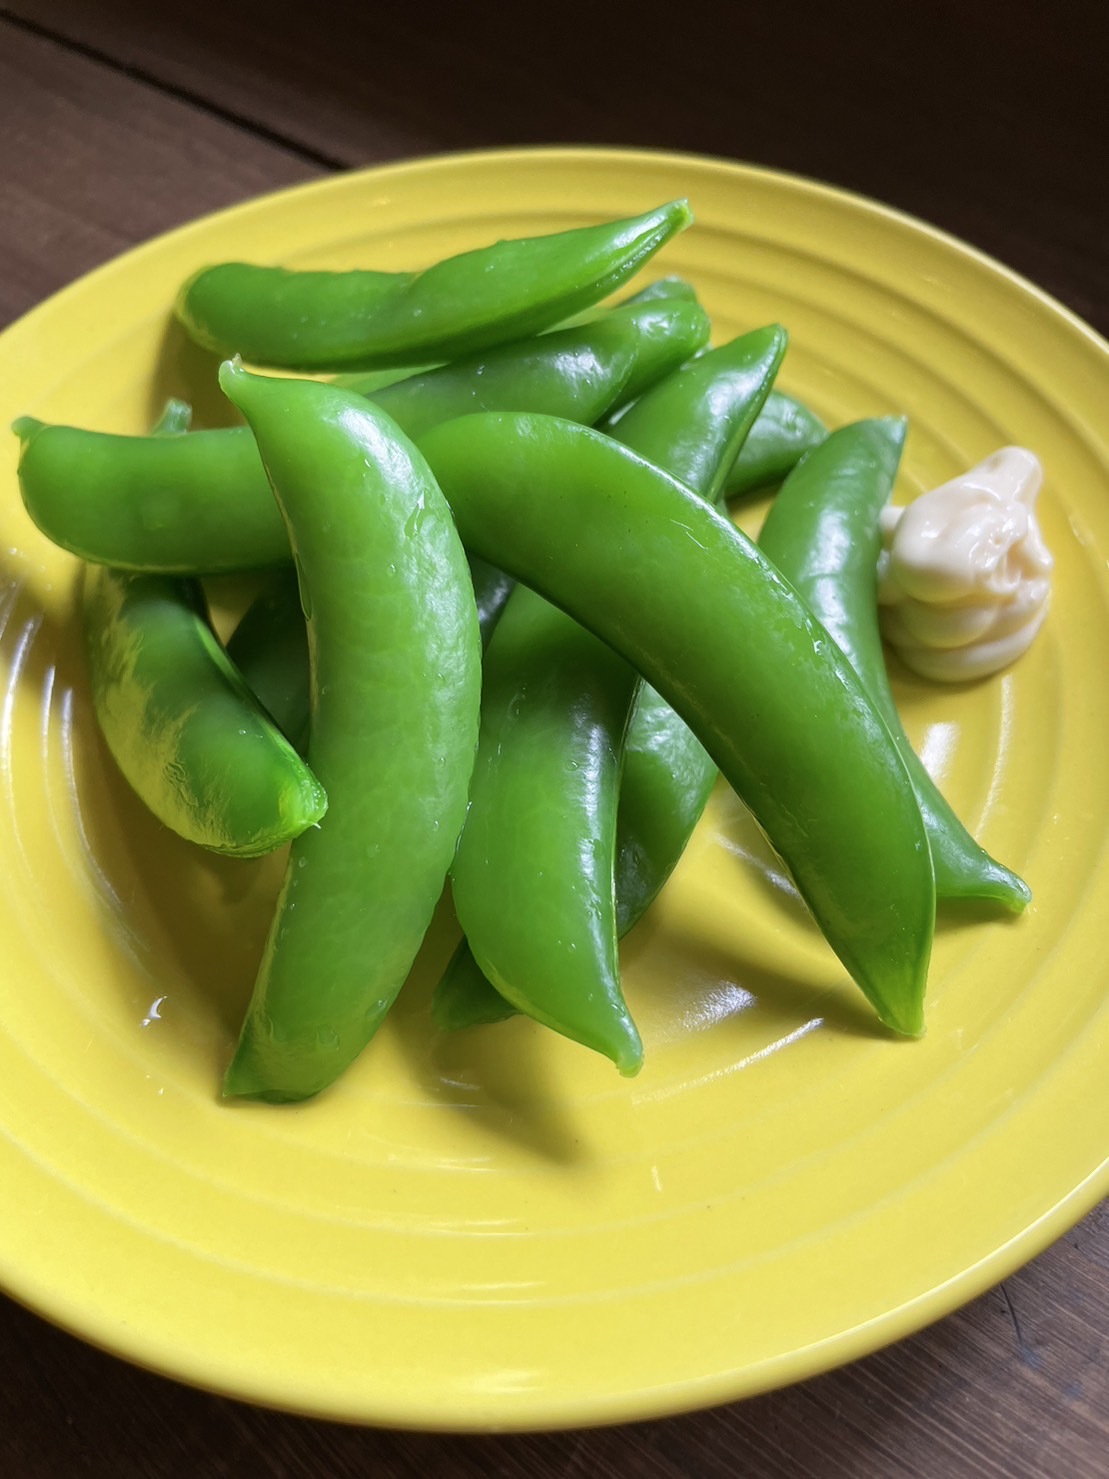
1, 3, 1106, 1473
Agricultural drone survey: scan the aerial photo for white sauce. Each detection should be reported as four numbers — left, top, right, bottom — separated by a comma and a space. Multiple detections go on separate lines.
877, 447, 1053, 681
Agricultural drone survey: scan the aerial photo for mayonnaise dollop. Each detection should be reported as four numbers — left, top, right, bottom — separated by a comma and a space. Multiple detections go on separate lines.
877, 447, 1053, 682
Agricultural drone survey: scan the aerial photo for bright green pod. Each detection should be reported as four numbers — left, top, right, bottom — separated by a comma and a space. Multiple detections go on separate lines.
449, 585, 644, 1073
219, 366, 482, 1102
757, 419, 1030, 910
725, 390, 828, 497
178, 202, 693, 370
224, 570, 312, 756
418, 412, 936, 1036
82, 566, 326, 858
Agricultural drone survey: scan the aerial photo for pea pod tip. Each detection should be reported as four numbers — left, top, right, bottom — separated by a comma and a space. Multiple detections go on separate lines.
878, 999, 926, 1039
11, 415, 43, 442
218, 356, 250, 403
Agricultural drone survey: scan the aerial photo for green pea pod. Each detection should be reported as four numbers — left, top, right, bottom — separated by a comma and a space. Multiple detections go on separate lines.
556, 273, 699, 333
224, 570, 312, 756
757, 420, 1030, 910
604, 294, 712, 403
218, 364, 482, 1102
619, 276, 698, 305
418, 412, 936, 1036
434, 671, 741, 1031
82, 566, 326, 857
178, 201, 693, 370
435, 327, 788, 1039
228, 552, 514, 754
434, 941, 518, 1030
15, 297, 708, 575
725, 390, 828, 498
450, 584, 644, 1072
613, 683, 715, 938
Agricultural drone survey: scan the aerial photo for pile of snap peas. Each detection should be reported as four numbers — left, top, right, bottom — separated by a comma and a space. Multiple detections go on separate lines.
14, 200, 1030, 1103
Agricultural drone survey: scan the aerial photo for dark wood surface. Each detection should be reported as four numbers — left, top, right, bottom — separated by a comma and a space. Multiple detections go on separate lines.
1, 3, 1106, 1473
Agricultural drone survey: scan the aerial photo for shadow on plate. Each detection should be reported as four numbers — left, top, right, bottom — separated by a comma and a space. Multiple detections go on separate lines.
387, 898, 589, 1167
146, 314, 241, 431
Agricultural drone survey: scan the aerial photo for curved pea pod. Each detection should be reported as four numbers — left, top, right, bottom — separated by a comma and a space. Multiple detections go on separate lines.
449, 584, 644, 1073
219, 365, 482, 1102
82, 566, 326, 857
15, 419, 285, 575
725, 390, 828, 498
14, 296, 707, 576
178, 201, 693, 370
435, 327, 788, 1039
418, 412, 936, 1036
757, 418, 1030, 910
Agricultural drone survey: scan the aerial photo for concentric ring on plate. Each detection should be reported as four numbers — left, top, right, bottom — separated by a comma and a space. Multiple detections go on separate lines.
0, 147, 1106, 1430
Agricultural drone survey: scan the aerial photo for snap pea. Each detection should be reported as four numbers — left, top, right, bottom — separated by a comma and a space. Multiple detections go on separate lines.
178, 201, 693, 370
436, 327, 788, 1040
224, 570, 312, 756
15, 296, 708, 575
219, 365, 482, 1102
418, 412, 935, 1035
757, 419, 1030, 909
725, 390, 828, 498
82, 565, 326, 858
449, 583, 644, 1072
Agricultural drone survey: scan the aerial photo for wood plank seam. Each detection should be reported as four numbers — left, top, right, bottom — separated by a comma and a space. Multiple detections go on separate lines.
0, 7, 344, 171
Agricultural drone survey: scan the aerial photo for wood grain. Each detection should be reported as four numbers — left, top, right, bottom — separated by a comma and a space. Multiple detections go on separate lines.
4, 0, 1107, 335
0, 7, 1106, 1476
0, 17, 320, 326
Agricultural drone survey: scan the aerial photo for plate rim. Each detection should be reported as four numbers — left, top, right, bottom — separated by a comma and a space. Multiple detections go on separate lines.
3, 143, 1107, 360
1, 143, 1106, 1432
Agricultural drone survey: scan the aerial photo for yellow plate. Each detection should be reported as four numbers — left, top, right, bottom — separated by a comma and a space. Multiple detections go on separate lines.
0, 148, 1106, 1431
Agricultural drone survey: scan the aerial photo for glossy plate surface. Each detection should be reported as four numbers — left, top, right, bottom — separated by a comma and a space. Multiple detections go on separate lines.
0, 148, 1106, 1431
